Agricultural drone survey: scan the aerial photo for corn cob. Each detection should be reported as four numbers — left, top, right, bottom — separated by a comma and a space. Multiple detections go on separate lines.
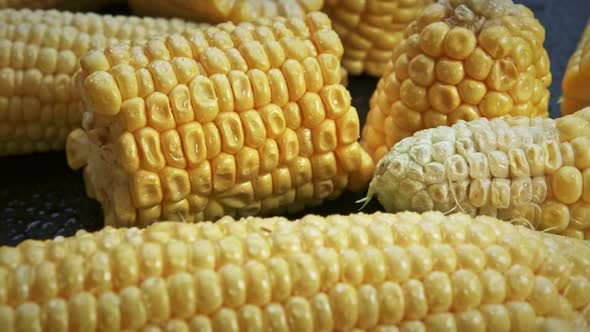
0, 0, 117, 11
561, 19, 590, 116
66, 12, 375, 228
360, 0, 551, 163
322, 0, 434, 77
367, 107, 590, 240
1, 211, 590, 331
0, 9, 204, 156
127, 0, 325, 24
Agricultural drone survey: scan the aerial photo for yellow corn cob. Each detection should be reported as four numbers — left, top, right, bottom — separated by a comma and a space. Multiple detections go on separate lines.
322, 0, 434, 77
561, 20, 590, 116
360, 0, 552, 163
1, 211, 590, 331
0, 0, 117, 10
66, 12, 375, 228
0, 9, 204, 156
367, 107, 590, 240
127, 0, 325, 24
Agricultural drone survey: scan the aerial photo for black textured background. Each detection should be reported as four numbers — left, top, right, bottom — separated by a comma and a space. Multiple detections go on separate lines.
1, 0, 589, 246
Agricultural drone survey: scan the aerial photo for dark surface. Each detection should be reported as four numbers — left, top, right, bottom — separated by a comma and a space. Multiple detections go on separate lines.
1, 1, 589, 246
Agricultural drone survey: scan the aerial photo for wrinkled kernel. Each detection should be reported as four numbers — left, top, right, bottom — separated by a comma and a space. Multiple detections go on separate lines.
464, 48, 493, 80
458, 79, 486, 105
444, 27, 476, 60
428, 83, 460, 114
480, 91, 513, 118
435, 58, 465, 85
408, 54, 435, 87
420, 22, 451, 58
400, 79, 429, 111
486, 59, 519, 91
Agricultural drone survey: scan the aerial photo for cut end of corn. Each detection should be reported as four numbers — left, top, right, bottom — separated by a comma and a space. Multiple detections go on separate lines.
66, 12, 375, 228
360, 0, 551, 163
1, 210, 590, 331
128, 0, 325, 24
561, 19, 590, 116
0, 9, 205, 156
322, 0, 434, 77
368, 108, 590, 239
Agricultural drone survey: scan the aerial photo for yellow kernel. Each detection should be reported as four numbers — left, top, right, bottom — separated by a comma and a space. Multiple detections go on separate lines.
424, 272, 452, 312
282, 59, 306, 101
203, 123, 221, 159
268, 68, 289, 107
283, 102, 301, 129
444, 27, 476, 60
408, 54, 435, 86
189, 76, 219, 123
145, 92, 175, 132
83, 71, 122, 116
464, 47, 493, 80
481, 305, 510, 331
235, 147, 260, 182
330, 284, 358, 329
161, 130, 186, 169
277, 128, 299, 164
120, 287, 146, 329
318, 53, 341, 85
170, 58, 200, 85
480, 91, 514, 117
458, 79, 487, 105
135, 127, 166, 172
428, 83, 461, 114
141, 278, 171, 324
194, 269, 223, 314
248, 69, 271, 108
303, 57, 324, 93
117, 132, 140, 174
210, 74, 235, 113
395, 54, 410, 81
478, 25, 511, 59
259, 139, 279, 173
321, 85, 351, 119
160, 167, 190, 202
486, 59, 519, 91
178, 123, 207, 168
435, 58, 465, 85
552, 166, 583, 204
400, 79, 430, 112
403, 279, 428, 320
420, 22, 450, 58
216, 112, 245, 154
260, 104, 286, 138
448, 104, 480, 124
571, 136, 590, 169
111, 64, 138, 100
506, 302, 536, 332
200, 47, 231, 75
211, 153, 236, 193
229, 70, 254, 112
136, 68, 155, 98
168, 85, 194, 125
300, 92, 326, 128
311, 152, 337, 181
336, 110, 360, 145
240, 41, 270, 71
241, 110, 267, 148
148, 60, 178, 94
451, 270, 482, 311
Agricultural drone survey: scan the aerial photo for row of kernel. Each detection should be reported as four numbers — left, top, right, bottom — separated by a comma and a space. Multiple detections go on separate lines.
126, 147, 343, 208
0, 9, 195, 38
0, 98, 80, 125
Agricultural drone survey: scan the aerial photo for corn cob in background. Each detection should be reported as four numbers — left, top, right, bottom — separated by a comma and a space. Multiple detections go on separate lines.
1, 211, 590, 331
0, 0, 119, 11
127, 0, 325, 24
66, 12, 375, 228
0, 9, 204, 156
561, 20, 590, 116
367, 107, 590, 240
360, 0, 552, 163
322, 0, 434, 77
